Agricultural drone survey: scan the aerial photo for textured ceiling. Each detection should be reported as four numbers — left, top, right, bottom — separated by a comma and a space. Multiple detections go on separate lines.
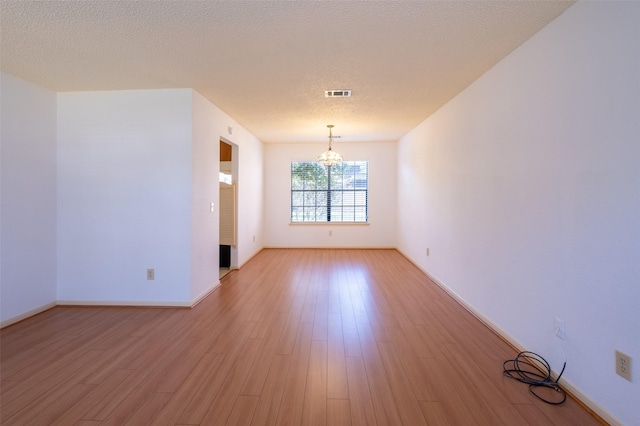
0, 1, 574, 143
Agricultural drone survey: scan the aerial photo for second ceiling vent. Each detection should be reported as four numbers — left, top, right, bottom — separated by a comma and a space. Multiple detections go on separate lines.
325, 90, 352, 98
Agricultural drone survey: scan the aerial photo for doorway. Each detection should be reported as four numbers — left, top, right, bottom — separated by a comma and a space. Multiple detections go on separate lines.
219, 139, 237, 279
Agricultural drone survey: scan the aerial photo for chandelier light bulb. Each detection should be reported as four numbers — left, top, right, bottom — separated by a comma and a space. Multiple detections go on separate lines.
318, 124, 343, 167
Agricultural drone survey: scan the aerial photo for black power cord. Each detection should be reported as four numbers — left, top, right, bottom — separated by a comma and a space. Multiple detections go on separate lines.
503, 351, 567, 405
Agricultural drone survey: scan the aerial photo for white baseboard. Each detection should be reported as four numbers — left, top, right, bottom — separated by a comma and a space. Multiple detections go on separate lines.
261, 246, 396, 249
2, 290, 220, 328
190, 281, 221, 307
0, 301, 57, 328
237, 247, 263, 269
396, 248, 621, 426
3, 277, 228, 328
56, 300, 192, 308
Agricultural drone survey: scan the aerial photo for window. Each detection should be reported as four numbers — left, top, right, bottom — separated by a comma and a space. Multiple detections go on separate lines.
291, 161, 368, 223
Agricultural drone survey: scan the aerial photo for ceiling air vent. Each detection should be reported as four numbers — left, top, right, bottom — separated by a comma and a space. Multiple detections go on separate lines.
325, 90, 352, 98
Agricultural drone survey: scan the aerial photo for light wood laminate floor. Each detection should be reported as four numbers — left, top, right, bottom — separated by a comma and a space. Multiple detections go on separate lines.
1, 249, 603, 425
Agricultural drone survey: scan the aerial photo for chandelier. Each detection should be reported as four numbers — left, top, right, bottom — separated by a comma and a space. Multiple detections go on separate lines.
318, 124, 343, 167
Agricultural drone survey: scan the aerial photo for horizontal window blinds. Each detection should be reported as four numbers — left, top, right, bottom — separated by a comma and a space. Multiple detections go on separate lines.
291, 161, 368, 223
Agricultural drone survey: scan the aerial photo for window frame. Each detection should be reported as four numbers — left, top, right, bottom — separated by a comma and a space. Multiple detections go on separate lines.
290, 160, 369, 224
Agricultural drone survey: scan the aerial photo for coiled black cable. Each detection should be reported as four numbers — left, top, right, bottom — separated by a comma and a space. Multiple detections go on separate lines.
503, 351, 567, 405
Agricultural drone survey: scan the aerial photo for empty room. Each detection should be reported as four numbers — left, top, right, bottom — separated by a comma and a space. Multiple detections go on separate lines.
1, 1, 638, 425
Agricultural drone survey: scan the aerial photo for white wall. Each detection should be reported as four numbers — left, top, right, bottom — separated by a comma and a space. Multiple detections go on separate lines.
190, 91, 264, 301
397, 2, 640, 424
233, 126, 264, 266
3, 84, 263, 313
0, 73, 58, 325
264, 141, 396, 248
190, 91, 219, 302
57, 89, 194, 304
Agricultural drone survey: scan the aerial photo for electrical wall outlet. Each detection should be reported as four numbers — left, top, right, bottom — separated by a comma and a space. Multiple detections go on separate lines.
147, 268, 155, 280
615, 350, 632, 381
554, 317, 565, 340
426, 248, 430, 256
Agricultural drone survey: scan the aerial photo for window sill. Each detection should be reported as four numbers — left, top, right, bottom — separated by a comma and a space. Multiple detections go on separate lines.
289, 222, 369, 226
